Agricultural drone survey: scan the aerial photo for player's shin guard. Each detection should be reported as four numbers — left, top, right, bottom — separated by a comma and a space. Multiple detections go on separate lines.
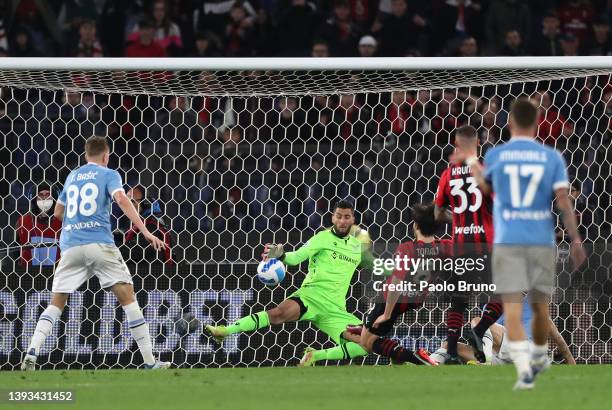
473, 301, 503, 338
123, 301, 155, 366
312, 342, 368, 362
226, 311, 270, 334
28, 305, 62, 355
446, 299, 466, 357
371, 337, 428, 365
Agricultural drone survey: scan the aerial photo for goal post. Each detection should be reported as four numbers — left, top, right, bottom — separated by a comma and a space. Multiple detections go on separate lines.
0, 57, 611, 369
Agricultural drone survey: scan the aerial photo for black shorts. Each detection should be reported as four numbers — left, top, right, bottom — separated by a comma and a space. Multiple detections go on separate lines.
364, 301, 421, 337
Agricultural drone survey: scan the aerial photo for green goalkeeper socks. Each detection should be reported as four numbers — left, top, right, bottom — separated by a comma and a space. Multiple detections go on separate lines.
312, 342, 368, 362
226, 311, 270, 334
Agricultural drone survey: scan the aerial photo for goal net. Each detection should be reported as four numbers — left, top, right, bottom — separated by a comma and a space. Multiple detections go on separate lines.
0, 57, 610, 369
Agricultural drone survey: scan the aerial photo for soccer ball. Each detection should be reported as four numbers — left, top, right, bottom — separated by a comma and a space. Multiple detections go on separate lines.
256, 258, 286, 286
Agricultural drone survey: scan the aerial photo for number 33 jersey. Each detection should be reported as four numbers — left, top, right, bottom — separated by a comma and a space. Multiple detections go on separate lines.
57, 163, 123, 251
435, 160, 494, 247
483, 137, 569, 245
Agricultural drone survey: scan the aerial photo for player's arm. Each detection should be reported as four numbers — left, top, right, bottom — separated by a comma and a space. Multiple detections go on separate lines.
53, 203, 65, 221
114, 191, 166, 251
262, 234, 321, 265
54, 187, 66, 222
555, 188, 586, 269
434, 169, 453, 224
548, 317, 576, 365
434, 205, 453, 225
465, 157, 491, 195
373, 275, 402, 327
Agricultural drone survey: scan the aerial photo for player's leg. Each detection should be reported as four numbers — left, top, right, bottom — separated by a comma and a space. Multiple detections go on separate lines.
21, 292, 69, 370
503, 297, 534, 388
530, 294, 552, 376
206, 297, 302, 343
298, 307, 368, 366
493, 244, 534, 389
430, 341, 478, 364
93, 243, 169, 369
22, 246, 90, 370
465, 300, 504, 362
445, 295, 467, 364
528, 245, 556, 377
299, 328, 369, 366
358, 303, 435, 366
111, 282, 169, 369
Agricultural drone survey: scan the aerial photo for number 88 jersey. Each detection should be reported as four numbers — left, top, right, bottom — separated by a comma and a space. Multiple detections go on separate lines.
57, 163, 124, 251
435, 161, 494, 248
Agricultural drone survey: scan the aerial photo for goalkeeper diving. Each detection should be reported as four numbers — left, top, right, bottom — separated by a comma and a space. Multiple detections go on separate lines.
205, 200, 372, 365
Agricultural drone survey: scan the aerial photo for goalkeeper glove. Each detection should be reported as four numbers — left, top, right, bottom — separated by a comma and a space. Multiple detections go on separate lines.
262, 243, 284, 260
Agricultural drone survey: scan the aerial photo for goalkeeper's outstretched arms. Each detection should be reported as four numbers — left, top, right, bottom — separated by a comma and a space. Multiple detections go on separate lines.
262, 235, 321, 265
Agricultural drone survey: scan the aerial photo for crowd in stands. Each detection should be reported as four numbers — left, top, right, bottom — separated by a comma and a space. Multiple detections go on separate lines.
1, 0, 611, 265
0, 0, 612, 58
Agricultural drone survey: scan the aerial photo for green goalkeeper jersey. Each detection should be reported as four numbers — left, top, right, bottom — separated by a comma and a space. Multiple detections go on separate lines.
282, 228, 362, 308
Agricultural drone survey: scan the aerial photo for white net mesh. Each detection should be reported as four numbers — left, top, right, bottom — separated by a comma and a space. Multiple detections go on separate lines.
1, 59, 611, 369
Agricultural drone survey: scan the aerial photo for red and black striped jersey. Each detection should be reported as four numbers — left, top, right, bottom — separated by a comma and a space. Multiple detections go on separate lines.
385, 238, 454, 305
435, 162, 494, 249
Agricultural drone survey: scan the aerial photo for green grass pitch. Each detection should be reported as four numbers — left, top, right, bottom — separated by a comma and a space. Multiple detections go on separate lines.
0, 365, 610, 410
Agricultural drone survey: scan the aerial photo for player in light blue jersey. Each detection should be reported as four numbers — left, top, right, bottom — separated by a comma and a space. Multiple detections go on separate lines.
22, 136, 170, 371
454, 98, 585, 390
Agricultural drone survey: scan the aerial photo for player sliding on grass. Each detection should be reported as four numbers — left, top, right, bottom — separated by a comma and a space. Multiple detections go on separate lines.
431, 315, 575, 365
357, 203, 444, 366
21, 136, 170, 371
205, 200, 371, 365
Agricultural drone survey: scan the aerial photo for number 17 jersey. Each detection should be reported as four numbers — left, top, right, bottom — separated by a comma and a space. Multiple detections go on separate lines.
57, 163, 124, 251
483, 138, 569, 245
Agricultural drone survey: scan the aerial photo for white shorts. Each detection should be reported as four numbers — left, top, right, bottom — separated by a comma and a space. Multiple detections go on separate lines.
52, 243, 133, 293
492, 326, 533, 365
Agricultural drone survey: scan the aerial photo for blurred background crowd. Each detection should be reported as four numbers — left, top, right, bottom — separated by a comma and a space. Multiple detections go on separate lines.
0, 0, 611, 267
1, 0, 612, 59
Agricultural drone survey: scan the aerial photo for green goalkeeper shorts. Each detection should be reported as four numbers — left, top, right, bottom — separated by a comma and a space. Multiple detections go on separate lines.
288, 287, 361, 345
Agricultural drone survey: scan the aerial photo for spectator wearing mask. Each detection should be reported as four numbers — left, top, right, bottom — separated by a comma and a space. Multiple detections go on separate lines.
15, 182, 62, 267
121, 186, 174, 266
125, 19, 166, 57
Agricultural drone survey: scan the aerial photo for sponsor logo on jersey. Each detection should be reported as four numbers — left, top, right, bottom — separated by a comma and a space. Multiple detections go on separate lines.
331, 251, 359, 264
64, 221, 102, 231
502, 209, 551, 220
454, 223, 485, 235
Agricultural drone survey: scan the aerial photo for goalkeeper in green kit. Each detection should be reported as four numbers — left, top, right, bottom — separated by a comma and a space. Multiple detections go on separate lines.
205, 200, 372, 365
